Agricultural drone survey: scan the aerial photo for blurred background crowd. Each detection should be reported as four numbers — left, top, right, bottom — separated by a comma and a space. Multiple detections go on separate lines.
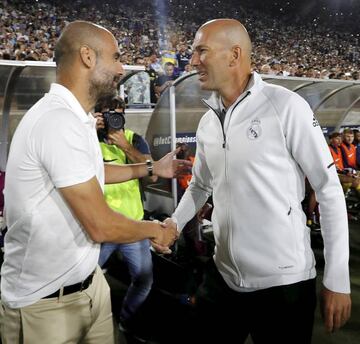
1, 0, 359, 81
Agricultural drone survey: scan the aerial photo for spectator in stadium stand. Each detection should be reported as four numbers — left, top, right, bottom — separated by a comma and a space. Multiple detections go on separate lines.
0, 20, 188, 344
125, 55, 151, 105
176, 43, 192, 73
164, 18, 351, 343
328, 131, 360, 193
160, 42, 177, 68
353, 129, 360, 168
148, 52, 164, 75
144, 55, 158, 104
154, 61, 176, 97
1, 0, 360, 81
341, 128, 358, 170
329, 132, 345, 171
181, 63, 193, 76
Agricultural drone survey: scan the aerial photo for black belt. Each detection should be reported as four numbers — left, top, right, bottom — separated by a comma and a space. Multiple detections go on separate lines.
43, 270, 95, 299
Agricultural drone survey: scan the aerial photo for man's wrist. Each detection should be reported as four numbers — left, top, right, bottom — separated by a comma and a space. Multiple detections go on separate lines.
171, 216, 180, 233
151, 221, 163, 243
146, 159, 153, 176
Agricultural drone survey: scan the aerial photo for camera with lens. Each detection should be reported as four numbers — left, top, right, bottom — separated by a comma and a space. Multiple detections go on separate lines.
95, 96, 126, 142
102, 110, 125, 131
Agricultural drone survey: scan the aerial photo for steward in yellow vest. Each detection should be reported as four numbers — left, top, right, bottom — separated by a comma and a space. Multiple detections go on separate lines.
100, 129, 143, 221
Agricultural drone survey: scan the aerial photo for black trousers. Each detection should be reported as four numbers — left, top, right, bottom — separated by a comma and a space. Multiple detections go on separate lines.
191, 259, 317, 344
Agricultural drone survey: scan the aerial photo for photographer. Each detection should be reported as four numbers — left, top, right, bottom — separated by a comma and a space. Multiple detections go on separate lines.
93, 95, 156, 338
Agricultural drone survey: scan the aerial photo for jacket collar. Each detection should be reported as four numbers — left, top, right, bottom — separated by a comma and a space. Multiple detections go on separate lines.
202, 72, 265, 115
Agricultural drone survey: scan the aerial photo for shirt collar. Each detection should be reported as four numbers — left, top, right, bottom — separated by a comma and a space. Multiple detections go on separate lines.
48, 83, 94, 125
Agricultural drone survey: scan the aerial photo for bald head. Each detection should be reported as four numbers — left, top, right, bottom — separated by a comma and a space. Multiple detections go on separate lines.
191, 18, 252, 105
54, 20, 124, 113
55, 21, 113, 69
198, 19, 252, 62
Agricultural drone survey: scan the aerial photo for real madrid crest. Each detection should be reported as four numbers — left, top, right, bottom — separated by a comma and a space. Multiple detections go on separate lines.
247, 118, 262, 140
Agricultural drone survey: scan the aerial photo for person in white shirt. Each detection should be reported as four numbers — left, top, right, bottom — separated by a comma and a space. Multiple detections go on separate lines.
165, 18, 351, 344
0, 20, 189, 344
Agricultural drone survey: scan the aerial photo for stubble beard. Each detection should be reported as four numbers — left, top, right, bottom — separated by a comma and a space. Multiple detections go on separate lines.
89, 69, 118, 104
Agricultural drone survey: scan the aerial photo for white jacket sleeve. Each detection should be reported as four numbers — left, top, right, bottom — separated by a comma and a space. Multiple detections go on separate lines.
172, 124, 213, 231
280, 92, 350, 293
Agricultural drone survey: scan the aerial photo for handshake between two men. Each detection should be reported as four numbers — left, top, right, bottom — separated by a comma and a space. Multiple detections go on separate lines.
58, 148, 192, 254
150, 218, 179, 254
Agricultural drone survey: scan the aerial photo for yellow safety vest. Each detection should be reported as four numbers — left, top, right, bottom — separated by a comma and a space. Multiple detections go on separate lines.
100, 130, 144, 220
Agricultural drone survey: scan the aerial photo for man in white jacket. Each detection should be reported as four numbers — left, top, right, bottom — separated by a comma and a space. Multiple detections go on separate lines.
165, 19, 351, 343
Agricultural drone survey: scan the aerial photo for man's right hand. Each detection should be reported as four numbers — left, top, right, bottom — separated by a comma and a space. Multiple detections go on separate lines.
150, 219, 178, 254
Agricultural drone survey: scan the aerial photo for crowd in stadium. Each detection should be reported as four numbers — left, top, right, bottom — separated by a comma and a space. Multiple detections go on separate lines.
0, 0, 359, 81
0, 3, 359, 342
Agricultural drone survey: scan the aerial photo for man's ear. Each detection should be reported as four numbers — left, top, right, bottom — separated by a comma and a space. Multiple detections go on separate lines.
79, 45, 97, 68
229, 45, 242, 67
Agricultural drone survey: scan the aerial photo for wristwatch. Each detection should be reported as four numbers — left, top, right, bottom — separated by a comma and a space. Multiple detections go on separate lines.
146, 159, 153, 176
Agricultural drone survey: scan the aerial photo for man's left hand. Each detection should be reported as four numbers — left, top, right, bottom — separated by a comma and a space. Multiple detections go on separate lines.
107, 129, 131, 149
320, 286, 351, 333
153, 148, 193, 178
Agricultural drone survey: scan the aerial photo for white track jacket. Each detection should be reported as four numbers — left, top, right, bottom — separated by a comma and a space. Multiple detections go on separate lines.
173, 72, 350, 293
